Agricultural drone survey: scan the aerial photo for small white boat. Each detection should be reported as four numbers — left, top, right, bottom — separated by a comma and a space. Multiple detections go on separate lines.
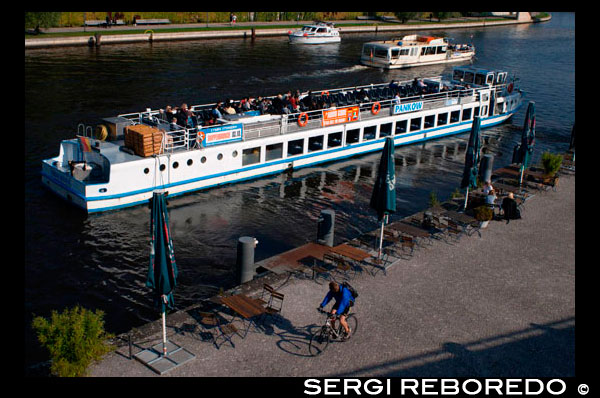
361, 34, 475, 69
288, 22, 341, 44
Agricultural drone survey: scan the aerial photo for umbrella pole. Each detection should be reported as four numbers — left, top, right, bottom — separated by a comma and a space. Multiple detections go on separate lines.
162, 311, 167, 356
463, 186, 470, 211
378, 219, 385, 259
519, 165, 525, 191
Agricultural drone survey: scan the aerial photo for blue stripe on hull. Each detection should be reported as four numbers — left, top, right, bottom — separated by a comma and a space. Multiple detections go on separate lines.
43, 112, 515, 213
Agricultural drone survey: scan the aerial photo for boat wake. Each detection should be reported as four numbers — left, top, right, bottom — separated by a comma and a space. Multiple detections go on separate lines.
247, 65, 370, 86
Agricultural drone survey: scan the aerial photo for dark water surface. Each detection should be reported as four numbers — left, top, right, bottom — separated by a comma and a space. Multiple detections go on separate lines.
24, 13, 574, 371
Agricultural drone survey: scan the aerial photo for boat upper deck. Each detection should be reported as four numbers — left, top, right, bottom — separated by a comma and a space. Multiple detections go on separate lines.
102, 73, 514, 158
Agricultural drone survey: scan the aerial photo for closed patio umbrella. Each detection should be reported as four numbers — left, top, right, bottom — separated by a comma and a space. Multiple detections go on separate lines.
369, 137, 396, 258
460, 116, 482, 210
513, 101, 536, 185
146, 191, 178, 357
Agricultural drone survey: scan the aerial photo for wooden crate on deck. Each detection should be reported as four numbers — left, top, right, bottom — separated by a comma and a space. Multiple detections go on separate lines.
124, 124, 164, 157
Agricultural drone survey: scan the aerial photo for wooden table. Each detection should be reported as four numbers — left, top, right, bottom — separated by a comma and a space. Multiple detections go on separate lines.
219, 294, 267, 337
388, 221, 433, 246
328, 243, 372, 262
442, 210, 481, 237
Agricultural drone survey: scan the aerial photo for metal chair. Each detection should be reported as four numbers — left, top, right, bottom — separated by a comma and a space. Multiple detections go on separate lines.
196, 310, 238, 349
263, 291, 285, 325
256, 283, 274, 306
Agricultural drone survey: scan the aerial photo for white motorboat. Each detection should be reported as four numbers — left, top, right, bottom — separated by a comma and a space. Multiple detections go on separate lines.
288, 22, 341, 44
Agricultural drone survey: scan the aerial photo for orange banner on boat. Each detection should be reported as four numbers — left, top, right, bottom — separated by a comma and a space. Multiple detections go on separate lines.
321, 106, 360, 127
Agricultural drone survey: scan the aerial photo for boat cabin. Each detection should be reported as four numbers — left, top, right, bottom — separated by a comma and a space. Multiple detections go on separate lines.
451, 66, 508, 87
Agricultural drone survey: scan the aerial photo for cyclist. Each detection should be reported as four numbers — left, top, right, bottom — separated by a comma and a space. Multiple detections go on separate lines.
318, 281, 354, 339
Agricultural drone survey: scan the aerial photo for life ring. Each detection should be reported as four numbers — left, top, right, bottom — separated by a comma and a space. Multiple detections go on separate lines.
297, 112, 308, 127
371, 102, 381, 115
507, 83, 514, 93
322, 91, 329, 96
196, 130, 205, 145
94, 124, 108, 141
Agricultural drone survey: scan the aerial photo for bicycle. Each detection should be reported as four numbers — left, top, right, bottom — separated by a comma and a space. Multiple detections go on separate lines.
309, 307, 358, 356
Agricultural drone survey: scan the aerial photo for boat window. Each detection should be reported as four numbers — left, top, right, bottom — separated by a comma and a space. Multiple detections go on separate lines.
410, 47, 417, 56
410, 118, 422, 132
317, 28, 327, 33
232, 150, 238, 158
266, 143, 283, 161
217, 153, 223, 160
437, 112, 448, 126
187, 159, 193, 166
400, 49, 409, 56
450, 110, 460, 123
346, 129, 360, 144
391, 49, 400, 58
242, 147, 261, 166
474, 74, 486, 86
462, 108, 472, 121
201, 156, 207, 163
380, 123, 392, 137
327, 132, 342, 148
453, 69, 465, 81
424, 115, 435, 129
463, 72, 475, 83
486, 74, 494, 85
436, 46, 446, 54
363, 126, 377, 141
395, 120, 408, 134
308, 135, 324, 152
173, 161, 179, 169
374, 48, 388, 58
482, 105, 488, 116
287, 139, 304, 156
474, 107, 480, 117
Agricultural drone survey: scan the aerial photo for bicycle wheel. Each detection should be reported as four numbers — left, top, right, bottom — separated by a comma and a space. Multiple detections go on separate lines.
343, 314, 358, 341
309, 327, 330, 356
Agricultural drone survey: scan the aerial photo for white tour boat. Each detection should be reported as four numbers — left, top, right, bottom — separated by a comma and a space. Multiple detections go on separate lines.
361, 35, 475, 69
288, 22, 341, 44
41, 66, 523, 213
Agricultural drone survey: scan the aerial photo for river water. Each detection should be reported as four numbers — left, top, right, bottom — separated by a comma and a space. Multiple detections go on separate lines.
24, 13, 574, 372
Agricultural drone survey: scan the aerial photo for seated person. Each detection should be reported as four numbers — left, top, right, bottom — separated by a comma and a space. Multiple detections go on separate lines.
501, 192, 521, 224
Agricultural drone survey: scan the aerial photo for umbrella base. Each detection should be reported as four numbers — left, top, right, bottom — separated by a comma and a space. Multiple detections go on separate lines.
134, 341, 195, 375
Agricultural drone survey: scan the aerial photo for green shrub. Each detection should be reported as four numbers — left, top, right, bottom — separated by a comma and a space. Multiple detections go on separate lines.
450, 188, 462, 199
473, 205, 493, 221
429, 190, 440, 207
541, 151, 563, 177
32, 305, 114, 377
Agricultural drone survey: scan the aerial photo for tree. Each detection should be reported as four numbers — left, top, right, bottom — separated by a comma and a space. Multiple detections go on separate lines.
25, 12, 61, 29
394, 12, 417, 24
432, 12, 450, 22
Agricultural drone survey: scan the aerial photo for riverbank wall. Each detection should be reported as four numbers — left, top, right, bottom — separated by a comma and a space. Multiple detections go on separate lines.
25, 15, 551, 49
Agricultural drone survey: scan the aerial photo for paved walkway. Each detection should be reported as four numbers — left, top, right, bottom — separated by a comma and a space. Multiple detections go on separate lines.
89, 174, 574, 377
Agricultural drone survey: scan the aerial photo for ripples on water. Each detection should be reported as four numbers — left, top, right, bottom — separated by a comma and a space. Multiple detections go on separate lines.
24, 13, 574, 370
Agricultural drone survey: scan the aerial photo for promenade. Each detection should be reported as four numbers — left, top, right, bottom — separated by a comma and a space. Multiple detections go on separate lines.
88, 172, 574, 377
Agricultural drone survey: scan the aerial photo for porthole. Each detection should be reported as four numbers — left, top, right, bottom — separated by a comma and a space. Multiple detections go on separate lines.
160, 164, 166, 171
217, 153, 223, 160
144, 168, 150, 174
99, 188, 107, 193
187, 159, 193, 166
232, 150, 238, 158
201, 156, 207, 163
173, 161, 179, 169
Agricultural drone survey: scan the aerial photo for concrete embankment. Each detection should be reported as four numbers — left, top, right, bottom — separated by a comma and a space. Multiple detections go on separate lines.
25, 16, 551, 49
88, 163, 574, 377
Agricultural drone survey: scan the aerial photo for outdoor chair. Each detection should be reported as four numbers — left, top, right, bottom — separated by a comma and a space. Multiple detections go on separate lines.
399, 235, 416, 257
196, 310, 238, 349
446, 220, 463, 242
256, 283, 275, 306
368, 247, 394, 276
263, 291, 285, 325
323, 252, 356, 281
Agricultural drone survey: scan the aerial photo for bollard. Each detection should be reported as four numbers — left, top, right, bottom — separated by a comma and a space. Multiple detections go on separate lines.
251, 28, 256, 39
236, 236, 257, 284
479, 154, 494, 183
317, 209, 335, 247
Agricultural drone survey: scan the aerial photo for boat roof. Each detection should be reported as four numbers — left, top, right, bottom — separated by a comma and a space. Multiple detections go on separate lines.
302, 21, 336, 28
364, 34, 446, 48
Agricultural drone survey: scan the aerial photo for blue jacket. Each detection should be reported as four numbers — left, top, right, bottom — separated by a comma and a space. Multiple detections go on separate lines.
320, 285, 354, 314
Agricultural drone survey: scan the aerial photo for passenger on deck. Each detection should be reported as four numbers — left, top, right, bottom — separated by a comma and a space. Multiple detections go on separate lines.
389, 80, 399, 91
163, 105, 175, 122
301, 91, 313, 110
212, 103, 223, 119
358, 88, 369, 102
393, 92, 401, 106
223, 100, 236, 115
272, 94, 285, 114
